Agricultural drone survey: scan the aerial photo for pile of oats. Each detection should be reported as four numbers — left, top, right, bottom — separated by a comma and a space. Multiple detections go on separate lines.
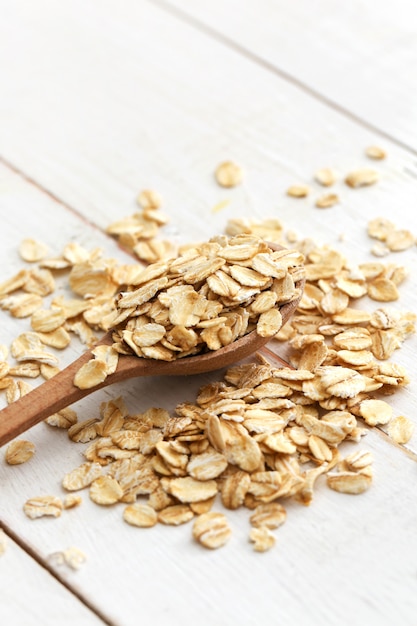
1, 174, 416, 554
22, 333, 403, 550
73, 233, 305, 389
110, 234, 302, 356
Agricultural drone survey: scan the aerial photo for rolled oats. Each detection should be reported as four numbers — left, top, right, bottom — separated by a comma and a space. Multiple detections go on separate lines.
365, 146, 386, 160
387, 415, 414, 444
68, 418, 98, 443
62, 462, 103, 491
287, 185, 310, 198
23, 495, 63, 519
220, 470, 251, 509
137, 189, 162, 210
386, 229, 415, 252
192, 512, 232, 549
327, 468, 372, 494
49, 547, 87, 570
249, 502, 287, 529
162, 476, 218, 503
187, 449, 228, 481
189, 497, 216, 514
123, 503, 158, 527
315, 193, 339, 209
73, 359, 109, 389
89, 476, 123, 505
314, 168, 336, 187
46, 408, 78, 429
215, 161, 243, 188
367, 278, 399, 302
345, 169, 379, 188
157, 504, 194, 525
249, 526, 276, 552
1, 201, 414, 555
19, 238, 49, 262
63, 495, 83, 510
358, 398, 393, 426
2, 293, 43, 318
5, 439, 35, 465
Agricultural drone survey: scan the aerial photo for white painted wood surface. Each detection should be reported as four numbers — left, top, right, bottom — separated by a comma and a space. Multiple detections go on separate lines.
1, 2, 417, 625
164, 0, 417, 152
0, 531, 105, 625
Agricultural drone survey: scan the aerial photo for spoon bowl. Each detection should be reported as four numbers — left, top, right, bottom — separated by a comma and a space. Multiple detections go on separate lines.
0, 249, 304, 446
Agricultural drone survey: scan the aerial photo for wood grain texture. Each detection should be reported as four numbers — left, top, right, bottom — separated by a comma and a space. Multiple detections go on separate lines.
0, 531, 107, 626
0, 2, 417, 625
162, 0, 417, 152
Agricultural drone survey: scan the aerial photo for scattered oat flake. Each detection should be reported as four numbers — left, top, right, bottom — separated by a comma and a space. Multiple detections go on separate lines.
287, 185, 309, 198
211, 199, 230, 214
192, 512, 231, 549
136, 189, 162, 210
367, 217, 395, 241
386, 229, 415, 252
345, 169, 379, 188
19, 238, 49, 262
314, 168, 336, 187
49, 546, 86, 570
5, 439, 35, 465
371, 242, 390, 257
327, 470, 372, 494
63, 495, 83, 510
387, 416, 414, 444
365, 146, 386, 160
315, 193, 339, 209
23, 495, 63, 519
215, 161, 243, 188
249, 526, 276, 552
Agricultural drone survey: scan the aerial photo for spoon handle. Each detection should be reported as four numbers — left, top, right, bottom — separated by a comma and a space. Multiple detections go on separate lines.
0, 349, 101, 446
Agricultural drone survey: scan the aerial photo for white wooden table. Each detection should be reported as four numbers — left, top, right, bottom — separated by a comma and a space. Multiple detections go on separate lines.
1, 2, 417, 625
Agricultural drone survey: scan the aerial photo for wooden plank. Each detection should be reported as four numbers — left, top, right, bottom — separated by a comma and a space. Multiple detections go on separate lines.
1, 0, 417, 236
161, 0, 417, 152
0, 531, 107, 626
0, 3, 417, 624
0, 162, 416, 625
2, 417, 417, 625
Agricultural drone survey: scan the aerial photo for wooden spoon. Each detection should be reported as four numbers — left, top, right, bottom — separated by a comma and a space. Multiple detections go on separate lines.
0, 260, 304, 447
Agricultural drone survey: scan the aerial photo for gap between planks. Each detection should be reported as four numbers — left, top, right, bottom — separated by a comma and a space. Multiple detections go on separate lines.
0, 156, 104, 235
149, 0, 417, 158
0, 520, 118, 626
